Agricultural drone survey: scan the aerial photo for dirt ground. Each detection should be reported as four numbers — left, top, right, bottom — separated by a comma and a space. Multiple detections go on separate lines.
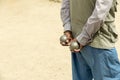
0, 0, 119, 80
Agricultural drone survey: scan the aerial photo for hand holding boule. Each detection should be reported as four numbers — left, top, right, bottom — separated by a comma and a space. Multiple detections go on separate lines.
60, 35, 68, 46
69, 39, 83, 52
69, 41, 80, 51
60, 31, 73, 46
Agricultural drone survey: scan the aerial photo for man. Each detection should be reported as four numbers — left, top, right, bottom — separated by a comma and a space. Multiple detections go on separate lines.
60, 0, 120, 80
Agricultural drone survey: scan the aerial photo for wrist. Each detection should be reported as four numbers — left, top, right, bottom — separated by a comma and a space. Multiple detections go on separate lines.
64, 31, 73, 39
64, 30, 72, 34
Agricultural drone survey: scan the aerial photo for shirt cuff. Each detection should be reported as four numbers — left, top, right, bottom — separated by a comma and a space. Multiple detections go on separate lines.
63, 23, 71, 32
76, 32, 91, 46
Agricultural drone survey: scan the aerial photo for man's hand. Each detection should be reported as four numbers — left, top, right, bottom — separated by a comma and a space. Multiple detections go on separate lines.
60, 31, 73, 46
70, 39, 83, 52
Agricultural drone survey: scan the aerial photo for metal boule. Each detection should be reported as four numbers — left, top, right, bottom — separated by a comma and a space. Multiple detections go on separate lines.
70, 41, 80, 51
60, 35, 67, 42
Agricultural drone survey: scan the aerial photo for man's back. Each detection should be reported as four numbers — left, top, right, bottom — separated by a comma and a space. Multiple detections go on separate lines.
70, 0, 118, 49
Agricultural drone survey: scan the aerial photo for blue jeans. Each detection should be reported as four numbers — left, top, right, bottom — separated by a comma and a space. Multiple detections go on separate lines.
72, 46, 120, 80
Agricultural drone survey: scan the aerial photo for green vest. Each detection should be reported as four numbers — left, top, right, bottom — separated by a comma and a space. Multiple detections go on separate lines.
70, 0, 118, 49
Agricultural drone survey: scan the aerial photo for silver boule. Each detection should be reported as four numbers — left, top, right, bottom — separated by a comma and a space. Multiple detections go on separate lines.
70, 41, 79, 51
60, 35, 67, 42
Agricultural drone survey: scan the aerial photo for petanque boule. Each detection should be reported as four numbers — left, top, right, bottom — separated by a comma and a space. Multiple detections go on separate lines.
60, 35, 68, 43
70, 41, 80, 51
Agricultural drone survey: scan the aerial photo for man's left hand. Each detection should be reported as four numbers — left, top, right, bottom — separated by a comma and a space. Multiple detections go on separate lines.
70, 39, 83, 52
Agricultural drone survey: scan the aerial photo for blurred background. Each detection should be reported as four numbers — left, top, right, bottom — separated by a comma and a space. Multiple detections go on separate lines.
0, 0, 119, 80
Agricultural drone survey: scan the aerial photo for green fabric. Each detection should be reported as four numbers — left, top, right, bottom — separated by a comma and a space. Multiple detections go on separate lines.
70, 0, 118, 49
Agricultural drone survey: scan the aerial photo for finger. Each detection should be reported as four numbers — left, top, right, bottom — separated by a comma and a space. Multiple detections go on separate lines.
70, 49, 79, 52
67, 42, 71, 46
60, 42, 65, 45
66, 39, 69, 43
60, 42, 68, 46
73, 49, 81, 52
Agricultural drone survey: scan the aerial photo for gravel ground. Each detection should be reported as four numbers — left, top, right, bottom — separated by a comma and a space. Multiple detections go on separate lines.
0, 0, 119, 80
